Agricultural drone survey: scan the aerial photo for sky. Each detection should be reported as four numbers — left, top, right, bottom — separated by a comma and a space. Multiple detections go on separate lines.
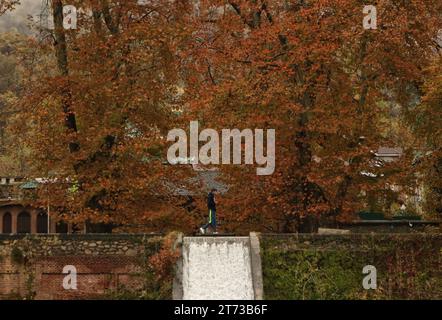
0, 0, 42, 34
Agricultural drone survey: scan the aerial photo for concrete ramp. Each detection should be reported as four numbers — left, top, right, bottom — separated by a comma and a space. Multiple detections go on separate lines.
178, 236, 261, 300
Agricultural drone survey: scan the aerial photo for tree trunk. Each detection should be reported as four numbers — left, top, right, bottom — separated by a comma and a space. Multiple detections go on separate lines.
52, 0, 79, 153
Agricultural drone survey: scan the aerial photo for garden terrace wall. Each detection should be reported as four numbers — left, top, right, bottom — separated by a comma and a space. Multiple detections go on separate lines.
338, 220, 441, 233
260, 233, 442, 300
0, 234, 168, 300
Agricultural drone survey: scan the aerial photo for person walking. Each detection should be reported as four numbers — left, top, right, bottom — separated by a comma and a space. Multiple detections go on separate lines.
200, 189, 217, 234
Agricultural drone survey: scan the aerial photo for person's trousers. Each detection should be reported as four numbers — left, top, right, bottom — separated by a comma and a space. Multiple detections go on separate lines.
202, 209, 216, 230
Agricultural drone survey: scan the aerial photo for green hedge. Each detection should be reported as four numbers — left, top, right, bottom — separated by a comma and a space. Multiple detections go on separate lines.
260, 234, 442, 300
358, 211, 385, 220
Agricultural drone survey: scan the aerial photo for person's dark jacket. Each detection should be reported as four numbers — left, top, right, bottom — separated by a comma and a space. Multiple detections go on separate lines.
207, 192, 216, 210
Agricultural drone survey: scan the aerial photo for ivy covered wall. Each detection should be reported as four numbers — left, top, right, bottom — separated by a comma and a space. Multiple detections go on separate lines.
260, 234, 441, 300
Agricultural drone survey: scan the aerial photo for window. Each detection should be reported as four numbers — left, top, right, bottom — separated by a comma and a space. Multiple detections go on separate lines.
56, 221, 68, 234
37, 212, 48, 233
2, 212, 11, 233
17, 211, 31, 234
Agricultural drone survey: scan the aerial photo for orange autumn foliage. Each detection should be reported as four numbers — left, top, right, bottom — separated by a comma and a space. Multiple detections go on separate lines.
6, 0, 442, 233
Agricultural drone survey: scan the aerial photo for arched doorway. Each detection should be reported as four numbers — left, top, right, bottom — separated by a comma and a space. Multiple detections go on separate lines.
2, 212, 12, 233
17, 211, 31, 234
37, 212, 48, 233
56, 221, 68, 234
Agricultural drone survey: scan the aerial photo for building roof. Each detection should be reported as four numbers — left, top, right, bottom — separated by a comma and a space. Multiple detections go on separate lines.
375, 147, 403, 157
163, 170, 228, 196
20, 181, 39, 189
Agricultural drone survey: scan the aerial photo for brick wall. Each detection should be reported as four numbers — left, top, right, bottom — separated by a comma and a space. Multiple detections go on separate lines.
0, 234, 164, 300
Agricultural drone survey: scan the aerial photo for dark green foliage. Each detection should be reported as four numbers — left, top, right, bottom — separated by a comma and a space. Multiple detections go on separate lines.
261, 234, 442, 300
10, 246, 24, 265
358, 211, 385, 220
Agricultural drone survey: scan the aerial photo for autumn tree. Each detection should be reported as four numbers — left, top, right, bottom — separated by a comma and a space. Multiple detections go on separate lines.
16, 0, 198, 232
0, 29, 38, 176
411, 56, 442, 218
182, 0, 442, 232
8, 0, 442, 234
0, 0, 19, 16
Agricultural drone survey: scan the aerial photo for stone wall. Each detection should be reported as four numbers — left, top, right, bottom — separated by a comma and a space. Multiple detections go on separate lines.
1, 233, 441, 300
0, 234, 166, 300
